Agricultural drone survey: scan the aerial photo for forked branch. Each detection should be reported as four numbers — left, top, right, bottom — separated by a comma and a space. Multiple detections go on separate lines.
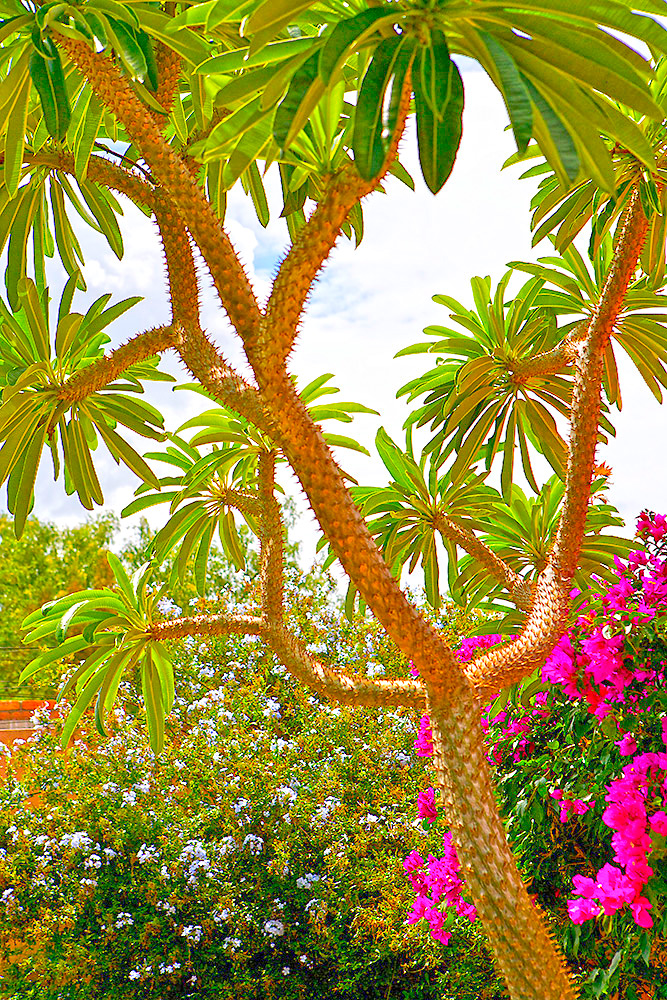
60, 37, 262, 345
433, 513, 533, 611
258, 450, 284, 623
462, 189, 649, 699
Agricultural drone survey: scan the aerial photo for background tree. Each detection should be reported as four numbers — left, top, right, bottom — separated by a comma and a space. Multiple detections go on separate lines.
0, 512, 117, 696
2, 2, 667, 998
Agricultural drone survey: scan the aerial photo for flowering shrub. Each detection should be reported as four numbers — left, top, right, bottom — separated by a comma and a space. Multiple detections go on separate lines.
406, 512, 667, 999
0, 608, 505, 1000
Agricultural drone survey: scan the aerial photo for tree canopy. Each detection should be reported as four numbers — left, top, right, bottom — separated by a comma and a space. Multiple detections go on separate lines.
3, 2, 667, 998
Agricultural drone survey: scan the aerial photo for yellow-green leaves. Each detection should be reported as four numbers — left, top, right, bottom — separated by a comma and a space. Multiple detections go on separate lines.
20, 556, 174, 752
450, 477, 634, 622
339, 429, 499, 609
0, 277, 171, 535
28, 32, 71, 141
397, 271, 575, 496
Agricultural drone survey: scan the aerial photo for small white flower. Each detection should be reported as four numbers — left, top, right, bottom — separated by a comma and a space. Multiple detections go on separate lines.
263, 919, 285, 938
242, 834, 264, 856
115, 912, 134, 929
296, 873, 320, 889
181, 924, 203, 945
137, 844, 159, 865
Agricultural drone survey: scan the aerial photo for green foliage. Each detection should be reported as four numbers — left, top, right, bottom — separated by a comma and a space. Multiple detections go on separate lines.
0, 276, 172, 534
0, 512, 118, 698
0, 608, 503, 1000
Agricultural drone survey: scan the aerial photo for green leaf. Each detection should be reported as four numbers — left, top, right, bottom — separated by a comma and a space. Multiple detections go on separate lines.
413, 47, 464, 194
18, 634, 88, 686
319, 9, 394, 83
195, 36, 312, 74
95, 420, 160, 488
29, 35, 71, 140
61, 661, 109, 749
480, 32, 532, 154
142, 651, 165, 753
194, 519, 215, 594
522, 77, 579, 183
77, 180, 124, 259
273, 51, 322, 149
352, 35, 403, 181
17, 276, 49, 360
6, 186, 41, 311
245, 161, 269, 227
244, 0, 318, 49
9, 417, 47, 537
2, 66, 30, 198
73, 93, 105, 179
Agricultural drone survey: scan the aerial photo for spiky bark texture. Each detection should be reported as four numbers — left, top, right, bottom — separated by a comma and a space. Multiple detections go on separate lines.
59, 326, 174, 404
30, 151, 156, 212
258, 451, 284, 623
59, 38, 262, 345
552, 192, 648, 580
254, 82, 412, 371
433, 512, 533, 610
266, 623, 427, 710
155, 194, 202, 332
154, 43, 181, 117
149, 613, 264, 641
428, 682, 578, 1000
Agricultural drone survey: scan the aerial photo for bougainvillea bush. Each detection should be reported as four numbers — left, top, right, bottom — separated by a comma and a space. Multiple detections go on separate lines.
0, 604, 505, 1000
407, 512, 667, 999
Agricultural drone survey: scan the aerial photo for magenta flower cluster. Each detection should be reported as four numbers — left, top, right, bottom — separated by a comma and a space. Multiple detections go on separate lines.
405, 510, 667, 948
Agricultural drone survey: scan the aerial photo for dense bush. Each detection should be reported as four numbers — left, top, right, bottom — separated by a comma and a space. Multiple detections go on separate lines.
0, 598, 504, 1000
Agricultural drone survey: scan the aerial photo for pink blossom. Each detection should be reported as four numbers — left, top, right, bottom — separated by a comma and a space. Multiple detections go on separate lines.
630, 896, 653, 928
567, 897, 600, 924
417, 787, 437, 823
650, 810, 667, 836
616, 733, 638, 756
414, 715, 434, 757
572, 875, 597, 899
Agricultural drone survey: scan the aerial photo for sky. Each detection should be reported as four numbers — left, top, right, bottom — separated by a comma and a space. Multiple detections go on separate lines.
24, 64, 667, 567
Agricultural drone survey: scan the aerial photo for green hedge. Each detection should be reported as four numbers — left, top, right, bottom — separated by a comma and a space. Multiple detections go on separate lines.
0, 616, 504, 1000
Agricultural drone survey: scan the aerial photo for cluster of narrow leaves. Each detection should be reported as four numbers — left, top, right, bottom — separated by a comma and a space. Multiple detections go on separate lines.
19, 554, 173, 752
186, 0, 667, 197
0, 275, 171, 535
0, 0, 664, 281
397, 271, 576, 495
121, 374, 377, 594
508, 55, 667, 278
326, 424, 631, 622
449, 476, 633, 621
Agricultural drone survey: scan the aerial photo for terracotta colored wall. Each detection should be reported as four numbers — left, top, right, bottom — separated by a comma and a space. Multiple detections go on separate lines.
0, 700, 55, 747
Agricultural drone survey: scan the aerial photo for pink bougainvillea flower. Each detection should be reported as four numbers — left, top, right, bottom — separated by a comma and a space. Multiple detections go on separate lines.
650, 810, 667, 836
567, 897, 601, 924
417, 787, 437, 823
630, 896, 653, 928
572, 875, 597, 899
414, 715, 434, 757
616, 733, 638, 756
